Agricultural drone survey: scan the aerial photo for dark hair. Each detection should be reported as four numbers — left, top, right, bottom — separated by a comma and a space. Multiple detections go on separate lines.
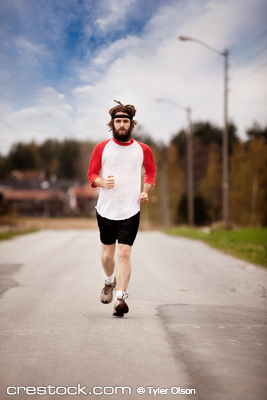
107, 100, 138, 131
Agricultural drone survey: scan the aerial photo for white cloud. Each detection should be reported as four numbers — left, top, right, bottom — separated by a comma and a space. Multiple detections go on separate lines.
92, 36, 139, 68
1, 0, 266, 155
74, 0, 267, 142
96, 0, 136, 33
16, 37, 52, 65
1, 87, 74, 152
0, 122, 18, 154
230, 63, 267, 134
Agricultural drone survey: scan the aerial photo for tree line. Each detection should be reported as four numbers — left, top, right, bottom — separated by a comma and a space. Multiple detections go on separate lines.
135, 121, 267, 228
0, 139, 95, 182
0, 121, 266, 226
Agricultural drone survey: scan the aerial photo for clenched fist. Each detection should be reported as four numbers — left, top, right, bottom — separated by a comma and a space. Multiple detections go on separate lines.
140, 192, 148, 204
105, 175, 115, 189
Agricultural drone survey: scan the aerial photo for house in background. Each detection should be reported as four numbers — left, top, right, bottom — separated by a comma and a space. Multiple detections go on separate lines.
9, 169, 46, 184
1, 188, 65, 216
67, 184, 99, 215
0, 170, 99, 217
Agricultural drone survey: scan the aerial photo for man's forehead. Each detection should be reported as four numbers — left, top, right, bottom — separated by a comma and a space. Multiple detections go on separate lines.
115, 112, 128, 116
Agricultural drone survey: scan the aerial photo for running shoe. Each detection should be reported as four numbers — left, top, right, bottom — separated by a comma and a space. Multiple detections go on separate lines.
113, 293, 129, 317
100, 277, 116, 304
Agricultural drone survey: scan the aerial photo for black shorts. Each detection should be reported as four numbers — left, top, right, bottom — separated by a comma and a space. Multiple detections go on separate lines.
96, 212, 140, 246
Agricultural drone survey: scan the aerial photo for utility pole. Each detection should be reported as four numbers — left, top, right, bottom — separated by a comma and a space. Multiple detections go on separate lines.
156, 98, 194, 226
186, 108, 194, 226
223, 49, 229, 226
179, 36, 230, 227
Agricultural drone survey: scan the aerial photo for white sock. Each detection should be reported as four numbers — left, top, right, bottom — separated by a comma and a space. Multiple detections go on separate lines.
105, 273, 114, 284
116, 290, 124, 300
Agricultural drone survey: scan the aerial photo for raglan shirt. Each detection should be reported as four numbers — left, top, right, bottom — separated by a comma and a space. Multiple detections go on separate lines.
88, 138, 156, 220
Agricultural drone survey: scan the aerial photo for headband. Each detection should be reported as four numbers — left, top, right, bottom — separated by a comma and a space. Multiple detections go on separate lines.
112, 114, 133, 120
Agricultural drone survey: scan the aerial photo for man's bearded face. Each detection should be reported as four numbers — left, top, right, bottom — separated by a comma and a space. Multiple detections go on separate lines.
112, 114, 132, 142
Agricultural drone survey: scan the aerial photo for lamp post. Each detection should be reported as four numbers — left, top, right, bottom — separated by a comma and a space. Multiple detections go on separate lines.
156, 98, 194, 226
179, 35, 229, 227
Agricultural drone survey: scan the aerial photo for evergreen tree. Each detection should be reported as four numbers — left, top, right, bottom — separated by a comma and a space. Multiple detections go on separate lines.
6, 142, 40, 171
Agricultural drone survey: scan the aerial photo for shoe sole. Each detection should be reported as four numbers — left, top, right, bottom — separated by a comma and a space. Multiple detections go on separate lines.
101, 299, 111, 304
113, 311, 124, 317
101, 293, 113, 304
113, 302, 129, 317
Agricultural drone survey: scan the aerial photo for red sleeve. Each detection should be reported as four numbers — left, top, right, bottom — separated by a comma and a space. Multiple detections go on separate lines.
136, 141, 156, 186
88, 140, 110, 188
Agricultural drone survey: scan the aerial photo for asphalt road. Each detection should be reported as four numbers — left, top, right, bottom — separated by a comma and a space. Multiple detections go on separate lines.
0, 230, 266, 400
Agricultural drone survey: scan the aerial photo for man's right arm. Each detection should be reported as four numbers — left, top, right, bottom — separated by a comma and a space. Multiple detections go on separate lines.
93, 175, 115, 189
88, 140, 110, 188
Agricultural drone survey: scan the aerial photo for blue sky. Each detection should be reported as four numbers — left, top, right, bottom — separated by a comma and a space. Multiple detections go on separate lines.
1, 0, 267, 154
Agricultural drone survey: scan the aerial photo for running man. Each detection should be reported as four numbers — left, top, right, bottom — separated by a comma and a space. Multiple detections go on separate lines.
88, 100, 156, 316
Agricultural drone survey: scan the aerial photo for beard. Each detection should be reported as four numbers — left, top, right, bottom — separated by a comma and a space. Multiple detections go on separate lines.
113, 126, 132, 142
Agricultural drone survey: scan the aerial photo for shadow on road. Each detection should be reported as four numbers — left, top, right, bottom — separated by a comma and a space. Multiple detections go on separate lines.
0, 264, 23, 298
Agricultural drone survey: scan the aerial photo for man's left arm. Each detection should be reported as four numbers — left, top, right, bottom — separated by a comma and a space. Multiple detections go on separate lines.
140, 183, 153, 204
139, 143, 156, 204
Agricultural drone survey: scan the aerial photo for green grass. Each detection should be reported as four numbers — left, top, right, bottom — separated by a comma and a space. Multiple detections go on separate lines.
0, 228, 39, 242
165, 227, 267, 268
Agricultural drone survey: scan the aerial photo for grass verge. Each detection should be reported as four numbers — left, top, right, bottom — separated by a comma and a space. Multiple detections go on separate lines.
0, 228, 39, 242
165, 227, 267, 268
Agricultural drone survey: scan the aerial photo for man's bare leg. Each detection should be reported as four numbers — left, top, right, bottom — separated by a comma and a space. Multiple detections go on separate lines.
100, 243, 116, 304
101, 243, 116, 277
116, 243, 131, 292
113, 243, 131, 316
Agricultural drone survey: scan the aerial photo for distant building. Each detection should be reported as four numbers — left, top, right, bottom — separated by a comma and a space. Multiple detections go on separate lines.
0, 170, 99, 217
9, 169, 46, 182
1, 188, 65, 216
67, 184, 99, 215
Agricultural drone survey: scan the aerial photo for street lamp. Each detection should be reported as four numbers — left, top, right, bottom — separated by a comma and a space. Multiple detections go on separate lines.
179, 35, 229, 227
156, 98, 194, 226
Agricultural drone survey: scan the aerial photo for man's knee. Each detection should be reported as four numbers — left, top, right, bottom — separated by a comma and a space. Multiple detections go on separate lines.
102, 245, 115, 264
118, 244, 131, 262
